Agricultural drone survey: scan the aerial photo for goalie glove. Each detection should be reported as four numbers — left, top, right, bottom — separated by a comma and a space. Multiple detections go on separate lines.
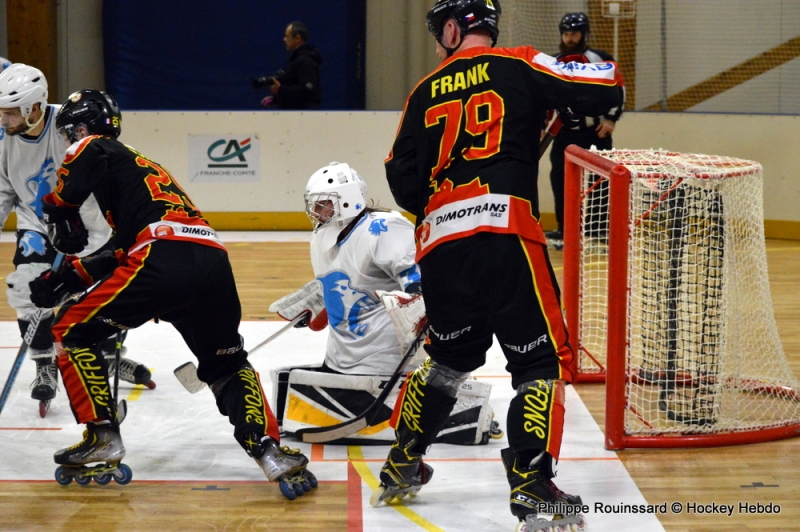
41, 193, 88, 255
268, 279, 328, 331
377, 290, 428, 356
29, 258, 88, 309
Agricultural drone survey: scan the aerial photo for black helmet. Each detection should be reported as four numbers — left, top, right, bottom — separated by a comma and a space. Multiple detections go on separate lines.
426, 0, 501, 47
559, 12, 590, 35
56, 89, 121, 143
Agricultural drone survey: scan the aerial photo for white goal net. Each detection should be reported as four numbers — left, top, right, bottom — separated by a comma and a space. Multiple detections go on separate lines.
564, 147, 800, 448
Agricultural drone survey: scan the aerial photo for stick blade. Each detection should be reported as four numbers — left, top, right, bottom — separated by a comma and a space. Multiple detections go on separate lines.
295, 418, 369, 443
173, 362, 207, 394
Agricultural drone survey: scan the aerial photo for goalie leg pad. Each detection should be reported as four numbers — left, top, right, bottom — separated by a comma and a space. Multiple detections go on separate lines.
280, 368, 403, 443
212, 362, 280, 453
507, 379, 566, 460
434, 378, 495, 446
390, 358, 467, 453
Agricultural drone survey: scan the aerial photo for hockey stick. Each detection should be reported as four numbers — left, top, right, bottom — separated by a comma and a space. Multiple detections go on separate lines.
539, 113, 563, 159
112, 331, 128, 424
294, 323, 429, 444
173, 313, 307, 394
0, 254, 64, 416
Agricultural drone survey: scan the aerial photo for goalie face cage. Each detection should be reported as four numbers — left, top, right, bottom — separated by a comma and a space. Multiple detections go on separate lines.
562, 146, 800, 450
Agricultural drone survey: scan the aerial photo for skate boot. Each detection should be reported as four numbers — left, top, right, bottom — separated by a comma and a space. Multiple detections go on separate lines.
30, 353, 58, 418
501, 448, 586, 532
249, 433, 317, 500
105, 348, 156, 390
489, 418, 505, 440
54, 422, 132, 486
545, 230, 564, 251
370, 436, 434, 507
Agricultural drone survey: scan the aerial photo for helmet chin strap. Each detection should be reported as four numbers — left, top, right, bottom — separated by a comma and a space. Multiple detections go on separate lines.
23, 108, 45, 134
437, 33, 463, 57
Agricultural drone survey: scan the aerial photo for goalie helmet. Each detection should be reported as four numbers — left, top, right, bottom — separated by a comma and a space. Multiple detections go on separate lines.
559, 12, 590, 36
56, 89, 122, 143
426, 0, 501, 47
0, 63, 48, 122
304, 162, 368, 232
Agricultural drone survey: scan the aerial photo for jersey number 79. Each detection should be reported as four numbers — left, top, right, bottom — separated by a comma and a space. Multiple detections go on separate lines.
425, 90, 504, 180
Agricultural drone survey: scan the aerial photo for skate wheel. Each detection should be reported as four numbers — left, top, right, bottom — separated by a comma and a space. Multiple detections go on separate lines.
306, 473, 318, 489
300, 480, 311, 492
279, 480, 297, 500
39, 401, 49, 418
369, 486, 387, 508
55, 467, 73, 486
292, 482, 305, 496
145, 379, 156, 390
490, 430, 504, 440
114, 463, 133, 485
95, 473, 112, 485
75, 475, 92, 486
570, 516, 587, 532
408, 491, 418, 499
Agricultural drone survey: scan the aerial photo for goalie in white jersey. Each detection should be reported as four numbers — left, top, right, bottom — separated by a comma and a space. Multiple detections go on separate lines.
0, 64, 153, 416
270, 162, 501, 445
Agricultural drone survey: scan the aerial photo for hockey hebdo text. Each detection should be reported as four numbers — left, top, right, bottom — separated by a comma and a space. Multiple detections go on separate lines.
536, 501, 781, 517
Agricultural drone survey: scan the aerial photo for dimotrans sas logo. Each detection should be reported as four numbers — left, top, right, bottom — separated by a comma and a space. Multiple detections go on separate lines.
188, 134, 260, 182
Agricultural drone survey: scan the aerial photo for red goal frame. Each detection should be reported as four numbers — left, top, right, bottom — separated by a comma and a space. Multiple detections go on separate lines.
561, 145, 800, 450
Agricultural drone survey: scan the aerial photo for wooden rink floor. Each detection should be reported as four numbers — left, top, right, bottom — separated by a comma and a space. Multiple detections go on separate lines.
0, 232, 798, 532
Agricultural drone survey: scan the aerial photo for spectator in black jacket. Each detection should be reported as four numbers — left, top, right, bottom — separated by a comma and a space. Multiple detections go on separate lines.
252, 21, 322, 109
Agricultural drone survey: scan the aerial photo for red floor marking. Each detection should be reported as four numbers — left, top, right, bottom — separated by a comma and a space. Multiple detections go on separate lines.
347, 460, 363, 532
311, 443, 325, 462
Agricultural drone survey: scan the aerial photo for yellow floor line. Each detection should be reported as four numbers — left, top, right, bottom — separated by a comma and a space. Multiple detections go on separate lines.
348, 446, 445, 532
124, 368, 154, 401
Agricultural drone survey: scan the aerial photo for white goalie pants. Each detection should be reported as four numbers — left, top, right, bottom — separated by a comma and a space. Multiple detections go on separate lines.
270, 365, 495, 445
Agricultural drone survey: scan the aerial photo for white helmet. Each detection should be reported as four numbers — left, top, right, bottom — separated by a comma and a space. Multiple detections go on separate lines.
304, 162, 369, 232
0, 63, 48, 124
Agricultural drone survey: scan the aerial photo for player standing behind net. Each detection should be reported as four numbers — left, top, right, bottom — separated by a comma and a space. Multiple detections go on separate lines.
28, 89, 316, 498
373, 1, 623, 531
0, 64, 151, 418
270, 161, 500, 445
546, 12, 625, 248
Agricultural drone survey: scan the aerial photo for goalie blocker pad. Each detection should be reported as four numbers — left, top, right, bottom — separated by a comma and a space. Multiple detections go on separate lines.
270, 366, 495, 445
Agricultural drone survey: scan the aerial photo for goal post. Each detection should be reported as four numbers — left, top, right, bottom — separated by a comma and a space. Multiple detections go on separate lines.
562, 145, 800, 450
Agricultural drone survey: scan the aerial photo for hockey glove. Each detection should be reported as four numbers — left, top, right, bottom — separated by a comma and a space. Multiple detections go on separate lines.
41, 193, 88, 255
557, 107, 583, 130
269, 279, 328, 331
29, 259, 87, 308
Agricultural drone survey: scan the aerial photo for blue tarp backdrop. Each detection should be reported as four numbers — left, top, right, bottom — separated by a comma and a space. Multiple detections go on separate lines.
103, 1, 366, 110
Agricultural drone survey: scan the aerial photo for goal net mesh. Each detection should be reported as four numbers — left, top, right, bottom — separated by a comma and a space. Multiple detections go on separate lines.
496, 0, 800, 114
572, 149, 800, 437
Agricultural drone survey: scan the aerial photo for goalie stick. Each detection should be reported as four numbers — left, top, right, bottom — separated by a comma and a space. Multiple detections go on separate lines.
294, 322, 429, 444
173, 312, 307, 394
0, 254, 64, 416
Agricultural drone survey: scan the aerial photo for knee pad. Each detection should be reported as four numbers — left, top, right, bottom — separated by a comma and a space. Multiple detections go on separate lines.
6, 263, 51, 319
391, 358, 468, 452
507, 379, 566, 461
212, 361, 280, 452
